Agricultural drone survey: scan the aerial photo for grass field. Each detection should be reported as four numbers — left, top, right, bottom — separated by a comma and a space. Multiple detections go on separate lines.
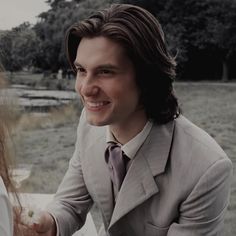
12, 81, 236, 235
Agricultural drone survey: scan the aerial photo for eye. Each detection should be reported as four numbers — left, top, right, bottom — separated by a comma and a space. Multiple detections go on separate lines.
76, 67, 85, 73
99, 69, 114, 75
75, 66, 86, 75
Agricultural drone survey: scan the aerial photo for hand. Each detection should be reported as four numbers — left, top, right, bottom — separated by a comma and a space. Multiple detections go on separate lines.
13, 206, 38, 236
16, 224, 38, 236
31, 211, 57, 236
16, 211, 56, 236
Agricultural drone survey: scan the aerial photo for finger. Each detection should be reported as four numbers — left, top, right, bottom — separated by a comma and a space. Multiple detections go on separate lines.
32, 211, 55, 234
18, 224, 38, 236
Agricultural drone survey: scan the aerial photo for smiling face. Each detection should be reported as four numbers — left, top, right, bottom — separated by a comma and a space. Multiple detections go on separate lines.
74, 36, 147, 134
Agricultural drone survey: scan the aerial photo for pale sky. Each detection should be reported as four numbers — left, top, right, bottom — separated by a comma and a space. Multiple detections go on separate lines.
0, 0, 50, 30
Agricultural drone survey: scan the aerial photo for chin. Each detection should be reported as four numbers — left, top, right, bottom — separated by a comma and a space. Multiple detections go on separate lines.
86, 116, 108, 127
88, 121, 106, 126
85, 110, 112, 126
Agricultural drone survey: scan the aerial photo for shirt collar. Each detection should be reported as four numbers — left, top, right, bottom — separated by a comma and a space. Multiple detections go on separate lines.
106, 121, 153, 159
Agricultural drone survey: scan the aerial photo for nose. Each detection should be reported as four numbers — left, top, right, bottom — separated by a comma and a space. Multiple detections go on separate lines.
75, 74, 99, 97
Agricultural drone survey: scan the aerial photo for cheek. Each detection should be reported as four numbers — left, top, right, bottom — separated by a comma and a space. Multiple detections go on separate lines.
117, 87, 140, 109
123, 81, 140, 101
102, 81, 120, 98
75, 77, 82, 94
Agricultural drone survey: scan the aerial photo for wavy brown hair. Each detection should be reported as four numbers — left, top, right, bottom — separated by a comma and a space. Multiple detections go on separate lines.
0, 68, 22, 235
65, 4, 180, 124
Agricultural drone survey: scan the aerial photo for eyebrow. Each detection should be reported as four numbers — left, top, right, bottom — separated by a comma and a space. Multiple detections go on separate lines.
96, 64, 119, 70
73, 61, 82, 68
73, 62, 120, 71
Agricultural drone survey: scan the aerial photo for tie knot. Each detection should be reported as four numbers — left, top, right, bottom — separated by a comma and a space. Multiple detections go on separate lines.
105, 142, 121, 158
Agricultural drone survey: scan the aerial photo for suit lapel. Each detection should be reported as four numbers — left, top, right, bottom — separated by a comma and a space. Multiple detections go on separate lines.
84, 129, 114, 228
109, 151, 159, 227
109, 120, 175, 229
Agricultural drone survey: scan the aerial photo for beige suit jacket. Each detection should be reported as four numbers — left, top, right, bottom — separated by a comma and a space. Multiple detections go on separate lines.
48, 110, 233, 236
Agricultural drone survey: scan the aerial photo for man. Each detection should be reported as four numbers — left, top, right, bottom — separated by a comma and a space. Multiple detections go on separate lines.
34, 4, 232, 236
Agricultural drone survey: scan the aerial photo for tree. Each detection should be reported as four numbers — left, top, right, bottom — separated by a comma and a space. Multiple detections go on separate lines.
0, 22, 38, 72
121, 0, 236, 80
33, 0, 115, 73
162, 0, 236, 80
214, 1, 236, 80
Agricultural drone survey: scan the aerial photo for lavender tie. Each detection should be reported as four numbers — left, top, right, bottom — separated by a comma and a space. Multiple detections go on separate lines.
105, 143, 127, 196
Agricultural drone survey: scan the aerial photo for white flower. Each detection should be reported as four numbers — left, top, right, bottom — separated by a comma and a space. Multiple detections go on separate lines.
21, 206, 42, 226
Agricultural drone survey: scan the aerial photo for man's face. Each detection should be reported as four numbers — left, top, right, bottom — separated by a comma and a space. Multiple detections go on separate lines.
74, 36, 146, 131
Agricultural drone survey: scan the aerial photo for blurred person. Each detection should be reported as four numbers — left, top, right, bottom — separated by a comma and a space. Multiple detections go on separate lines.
33, 4, 232, 236
0, 68, 20, 235
0, 112, 14, 235
0, 67, 36, 236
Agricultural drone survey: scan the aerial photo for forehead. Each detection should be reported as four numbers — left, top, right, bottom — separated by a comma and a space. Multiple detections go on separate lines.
75, 36, 128, 65
78, 36, 123, 51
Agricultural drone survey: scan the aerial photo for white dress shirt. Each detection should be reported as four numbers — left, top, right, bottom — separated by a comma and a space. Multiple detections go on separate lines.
106, 121, 153, 160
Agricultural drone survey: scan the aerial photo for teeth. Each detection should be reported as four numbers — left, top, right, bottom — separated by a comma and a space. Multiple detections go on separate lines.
87, 101, 106, 108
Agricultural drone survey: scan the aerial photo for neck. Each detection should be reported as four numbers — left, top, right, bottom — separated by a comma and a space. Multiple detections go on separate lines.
109, 111, 148, 145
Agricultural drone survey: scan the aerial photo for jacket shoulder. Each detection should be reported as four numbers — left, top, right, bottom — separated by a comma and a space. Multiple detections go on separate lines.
168, 115, 232, 199
174, 115, 228, 160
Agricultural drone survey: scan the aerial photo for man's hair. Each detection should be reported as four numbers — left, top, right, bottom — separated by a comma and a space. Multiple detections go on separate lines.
66, 4, 180, 124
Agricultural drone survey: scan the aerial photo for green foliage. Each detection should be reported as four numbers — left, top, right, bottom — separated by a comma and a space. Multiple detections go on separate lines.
32, 0, 115, 72
0, 22, 39, 72
119, 0, 160, 15
122, 0, 236, 80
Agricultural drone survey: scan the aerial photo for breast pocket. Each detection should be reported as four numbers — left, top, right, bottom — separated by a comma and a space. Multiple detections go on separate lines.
145, 222, 169, 236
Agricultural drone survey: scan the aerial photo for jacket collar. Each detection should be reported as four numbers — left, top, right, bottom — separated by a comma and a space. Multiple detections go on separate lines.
109, 119, 175, 230
85, 119, 175, 230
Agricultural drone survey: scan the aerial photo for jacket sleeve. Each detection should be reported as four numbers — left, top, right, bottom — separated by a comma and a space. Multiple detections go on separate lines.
47, 110, 93, 236
167, 158, 233, 236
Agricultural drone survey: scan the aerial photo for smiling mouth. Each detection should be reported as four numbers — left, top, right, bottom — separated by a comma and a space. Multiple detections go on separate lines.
86, 101, 110, 109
